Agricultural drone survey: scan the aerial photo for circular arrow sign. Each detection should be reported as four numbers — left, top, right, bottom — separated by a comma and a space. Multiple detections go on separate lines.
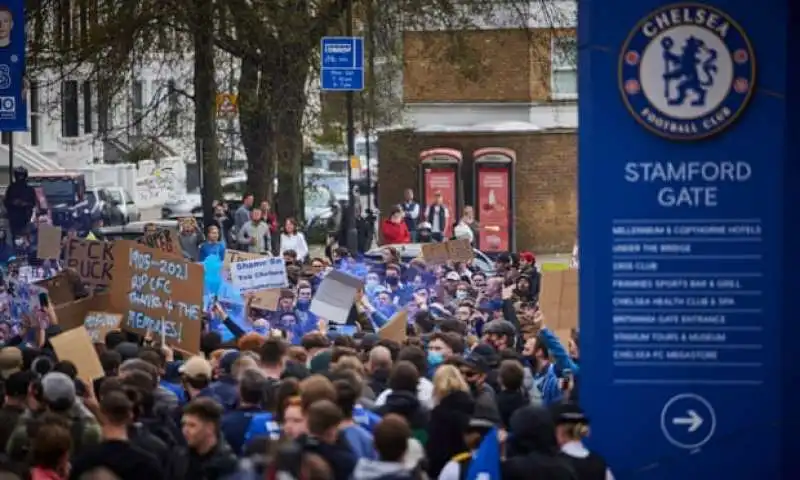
660, 393, 717, 450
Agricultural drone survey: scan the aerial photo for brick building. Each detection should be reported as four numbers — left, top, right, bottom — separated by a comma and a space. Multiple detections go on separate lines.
377, 127, 576, 253
377, 6, 578, 253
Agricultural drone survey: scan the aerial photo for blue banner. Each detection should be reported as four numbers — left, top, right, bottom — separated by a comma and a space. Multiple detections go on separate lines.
0, 1, 25, 131
579, 0, 793, 478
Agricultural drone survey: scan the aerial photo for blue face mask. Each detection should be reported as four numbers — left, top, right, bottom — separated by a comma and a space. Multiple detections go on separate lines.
386, 276, 399, 286
428, 351, 444, 367
296, 299, 310, 311
253, 326, 268, 335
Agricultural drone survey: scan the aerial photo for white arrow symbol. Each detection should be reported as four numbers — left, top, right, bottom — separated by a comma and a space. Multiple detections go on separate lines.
672, 409, 703, 433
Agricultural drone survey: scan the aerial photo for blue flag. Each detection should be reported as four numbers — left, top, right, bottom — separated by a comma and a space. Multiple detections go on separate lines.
465, 427, 501, 480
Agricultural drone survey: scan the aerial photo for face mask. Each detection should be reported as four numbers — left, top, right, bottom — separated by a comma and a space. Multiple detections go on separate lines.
366, 278, 379, 286
296, 299, 310, 311
427, 351, 444, 367
253, 326, 268, 335
386, 276, 399, 286
455, 290, 467, 300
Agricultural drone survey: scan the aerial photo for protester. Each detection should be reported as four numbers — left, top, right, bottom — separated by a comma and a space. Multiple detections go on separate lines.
380, 205, 411, 245
280, 218, 309, 262
0, 192, 588, 480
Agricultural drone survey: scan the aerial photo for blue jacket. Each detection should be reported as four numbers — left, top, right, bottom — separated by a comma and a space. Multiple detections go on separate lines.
207, 375, 239, 411
221, 407, 279, 456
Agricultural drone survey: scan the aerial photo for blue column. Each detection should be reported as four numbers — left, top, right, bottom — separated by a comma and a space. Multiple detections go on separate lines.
578, 0, 799, 478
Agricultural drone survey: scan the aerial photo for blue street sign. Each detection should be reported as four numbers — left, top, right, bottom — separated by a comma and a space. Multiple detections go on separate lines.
579, 0, 796, 478
320, 36, 364, 91
0, 1, 26, 131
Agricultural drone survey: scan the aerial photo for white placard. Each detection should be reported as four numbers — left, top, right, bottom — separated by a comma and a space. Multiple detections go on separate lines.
309, 270, 364, 324
230, 256, 288, 291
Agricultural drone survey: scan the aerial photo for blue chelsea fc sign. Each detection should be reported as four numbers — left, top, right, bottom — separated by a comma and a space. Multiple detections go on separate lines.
619, 4, 756, 141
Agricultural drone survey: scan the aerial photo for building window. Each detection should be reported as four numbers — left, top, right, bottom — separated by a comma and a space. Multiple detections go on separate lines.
167, 80, 179, 137
62, 80, 79, 138
98, 82, 112, 135
1, 132, 10, 145
30, 81, 41, 146
551, 34, 578, 100
131, 80, 144, 137
82, 81, 92, 134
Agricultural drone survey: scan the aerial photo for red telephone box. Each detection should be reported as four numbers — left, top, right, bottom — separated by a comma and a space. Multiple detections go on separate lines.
419, 148, 462, 239
473, 148, 516, 253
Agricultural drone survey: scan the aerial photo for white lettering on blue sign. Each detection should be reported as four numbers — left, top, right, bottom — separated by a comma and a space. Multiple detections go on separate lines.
623, 161, 752, 207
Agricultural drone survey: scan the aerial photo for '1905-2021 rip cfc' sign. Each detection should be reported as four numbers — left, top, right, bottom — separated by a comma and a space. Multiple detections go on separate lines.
619, 4, 756, 141
110, 240, 204, 353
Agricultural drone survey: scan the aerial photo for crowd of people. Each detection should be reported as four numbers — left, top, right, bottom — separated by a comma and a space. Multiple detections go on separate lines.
0, 174, 605, 480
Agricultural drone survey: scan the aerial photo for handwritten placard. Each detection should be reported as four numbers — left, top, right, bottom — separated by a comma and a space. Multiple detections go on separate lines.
110, 240, 204, 353
421, 243, 449, 265
137, 229, 182, 258
223, 249, 268, 270
83, 311, 122, 343
421, 239, 474, 265
64, 238, 115, 286
231, 257, 288, 291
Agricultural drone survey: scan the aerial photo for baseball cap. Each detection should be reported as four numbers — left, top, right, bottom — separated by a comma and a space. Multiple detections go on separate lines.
179, 356, 213, 379
463, 353, 490, 374
0, 347, 22, 379
445, 271, 460, 282
218, 350, 240, 375
41, 372, 76, 405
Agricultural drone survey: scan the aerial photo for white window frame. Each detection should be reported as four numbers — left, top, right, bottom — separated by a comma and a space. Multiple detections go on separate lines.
550, 34, 578, 100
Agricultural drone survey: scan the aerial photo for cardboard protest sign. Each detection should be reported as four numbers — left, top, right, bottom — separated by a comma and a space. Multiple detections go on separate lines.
36, 271, 78, 306
224, 249, 267, 270
110, 240, 204, 353
446, 238, 474, 262
421, 243, 449, 264
63, 238, 115, 287
37, 224, 63, 259
54, 292, 111, 331
378, 309, 407, 342
248, 289, 281, 311
538, 269, 578, 331
231, 256, 288, 291
310, 270, 363, 324
137, 229, 182, 258
83, 311, 122, 343
421, 239, 474, 265
50, 327, 105, 383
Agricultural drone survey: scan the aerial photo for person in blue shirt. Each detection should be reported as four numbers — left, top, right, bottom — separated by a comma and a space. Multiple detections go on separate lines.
333, 375, 377, 460
198, 224, 226, 262
221, 368, 280, 456
522, 334, 562, 406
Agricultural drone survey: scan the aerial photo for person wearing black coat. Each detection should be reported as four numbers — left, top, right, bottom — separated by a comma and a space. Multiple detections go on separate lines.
503, 406, 579, 480
424, 390, 475, 478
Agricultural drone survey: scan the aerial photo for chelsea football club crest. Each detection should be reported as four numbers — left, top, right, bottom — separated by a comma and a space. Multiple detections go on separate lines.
619, 4, 756, 141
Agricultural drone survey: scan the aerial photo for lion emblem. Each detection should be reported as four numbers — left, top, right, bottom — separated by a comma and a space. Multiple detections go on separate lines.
661, 35, 718, 107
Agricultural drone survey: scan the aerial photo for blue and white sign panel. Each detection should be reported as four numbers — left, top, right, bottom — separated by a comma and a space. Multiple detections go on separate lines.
0, 1, 25, 131
580, 0, 792, 478
320, 36, 364, 91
